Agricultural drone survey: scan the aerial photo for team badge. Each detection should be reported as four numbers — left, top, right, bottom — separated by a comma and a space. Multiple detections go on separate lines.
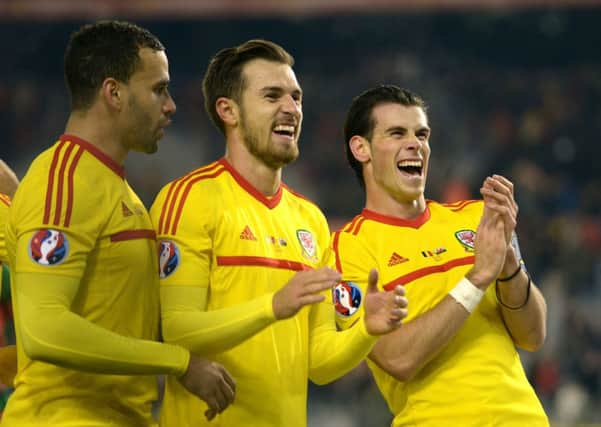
159, 240, 180, 278
29, 229, 68, 265
296, 229, 317, 260
333, 281, 362, 317
455, 229, 476, 252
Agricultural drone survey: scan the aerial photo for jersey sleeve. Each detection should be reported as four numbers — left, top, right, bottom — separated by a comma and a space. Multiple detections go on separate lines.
11, 169, 104, 279
150, 181, 213, 289
331, 229, 378, 331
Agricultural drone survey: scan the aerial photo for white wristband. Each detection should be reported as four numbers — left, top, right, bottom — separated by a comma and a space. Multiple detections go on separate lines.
449, 277, 484, 313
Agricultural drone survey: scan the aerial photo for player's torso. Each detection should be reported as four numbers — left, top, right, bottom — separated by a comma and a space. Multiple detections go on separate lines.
4, 138, 159, 426
159, 162, 328, 427
339, 201, 547, 425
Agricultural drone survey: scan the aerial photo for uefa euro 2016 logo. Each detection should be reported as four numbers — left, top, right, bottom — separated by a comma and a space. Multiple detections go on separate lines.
159, 240, 179, 278
333, 281, 362, 317
29, 229, 68, 265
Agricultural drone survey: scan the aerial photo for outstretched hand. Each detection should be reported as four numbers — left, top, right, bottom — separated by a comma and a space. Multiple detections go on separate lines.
178, 355, 236, 421
363, 268, 408, 336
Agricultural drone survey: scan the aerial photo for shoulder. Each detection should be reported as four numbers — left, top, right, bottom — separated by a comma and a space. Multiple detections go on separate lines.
150, 161, 226, 235
430, 199, 483, 218
282, 184, 327, 222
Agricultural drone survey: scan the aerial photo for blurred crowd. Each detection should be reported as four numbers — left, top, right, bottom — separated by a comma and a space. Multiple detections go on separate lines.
1, 9, 600, 425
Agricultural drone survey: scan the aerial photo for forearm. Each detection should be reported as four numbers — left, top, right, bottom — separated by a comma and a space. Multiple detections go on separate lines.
370, 293, 470, 382
17, 272, 189, 376
309, 302, 377, 385
496, 270, 547, 351
161, 286, 277, 356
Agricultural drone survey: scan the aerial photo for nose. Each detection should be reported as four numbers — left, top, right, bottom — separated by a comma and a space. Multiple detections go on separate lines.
281, 94, 301, 116
405, 133, 421, 150
164, 93, 176, 116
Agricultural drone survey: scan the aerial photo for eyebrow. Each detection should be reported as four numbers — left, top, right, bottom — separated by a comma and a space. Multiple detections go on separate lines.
385, 125, 430, 134
260, 86, 303, 97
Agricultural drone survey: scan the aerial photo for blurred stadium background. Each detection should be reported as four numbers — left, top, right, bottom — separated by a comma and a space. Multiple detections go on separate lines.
1, 1, 600, 425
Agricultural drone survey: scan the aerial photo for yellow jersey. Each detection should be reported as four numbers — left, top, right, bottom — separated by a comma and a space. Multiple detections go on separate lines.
3, 135, 173, 426
151, 159, 369, 427
333, 200, 548, 427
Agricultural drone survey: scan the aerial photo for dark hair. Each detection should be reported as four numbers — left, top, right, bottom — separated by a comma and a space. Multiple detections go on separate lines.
343, 85, 426, 187
202, 39, 294, 134
64, 20, 165, 110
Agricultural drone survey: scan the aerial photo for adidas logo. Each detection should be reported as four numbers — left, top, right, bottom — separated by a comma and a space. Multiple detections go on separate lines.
387, 252, 408, 266
240, 225, 257, 241
121, 201, 134, 217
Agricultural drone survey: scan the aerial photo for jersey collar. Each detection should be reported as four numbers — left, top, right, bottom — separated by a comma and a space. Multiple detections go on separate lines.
60, 134, 125, 179
218, 158, 283, 209
361, 203, 431, 229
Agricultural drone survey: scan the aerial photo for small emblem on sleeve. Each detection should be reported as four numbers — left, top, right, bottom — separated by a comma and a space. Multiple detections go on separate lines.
29, 229, 68, 265
159, 240, 180, 278
333, 281, 362, 317
455, 229, 476, 252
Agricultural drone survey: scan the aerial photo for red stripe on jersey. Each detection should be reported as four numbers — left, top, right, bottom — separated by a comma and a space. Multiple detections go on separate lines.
53, 141, 76, 226
331, 230, 343, 273
383, 255, 475, 290
170, 168, 226, 235
110, 229, 156, 242
61, 134, 125, 178
350, 217, 367, 235
447, 200, 479, 212
340, 215, 362, 234
0, 194, 10, 206
159, 162, 222, 235
64, 146, 84, 227
158, 180, 179, 234
216, 256, 312, 271
44, 140, 67, 224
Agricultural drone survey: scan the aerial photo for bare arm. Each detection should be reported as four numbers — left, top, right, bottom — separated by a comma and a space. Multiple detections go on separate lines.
495, 246, 547, 351
482, 175, 547, 351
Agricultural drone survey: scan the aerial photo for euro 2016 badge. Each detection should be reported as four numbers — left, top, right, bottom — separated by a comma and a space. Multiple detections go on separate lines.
158, 240, 180, 278
333, 281, 362, 317
455, 229, 476, 252
296, 229, 317, 262
29, 229, 68, 265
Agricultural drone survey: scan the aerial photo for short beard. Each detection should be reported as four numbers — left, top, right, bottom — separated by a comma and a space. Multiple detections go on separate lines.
240, 112, 298, 170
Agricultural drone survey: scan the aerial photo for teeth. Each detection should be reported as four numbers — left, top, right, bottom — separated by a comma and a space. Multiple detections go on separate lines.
397, 160, 422, 168
274, 125, 295, 133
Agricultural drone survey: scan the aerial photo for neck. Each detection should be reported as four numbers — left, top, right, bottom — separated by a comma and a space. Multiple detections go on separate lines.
224, 135, 282, 197
64, 109, 127, 165
364, 186, 426, 220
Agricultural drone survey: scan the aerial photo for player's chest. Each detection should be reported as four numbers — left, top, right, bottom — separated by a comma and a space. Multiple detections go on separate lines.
213, 206, 323, 265
99, 186, 153, 244
374, 220, 478, 288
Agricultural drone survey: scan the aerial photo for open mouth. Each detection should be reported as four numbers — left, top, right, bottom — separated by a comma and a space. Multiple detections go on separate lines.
273, 124, 295, 138
397, 160, 423, 176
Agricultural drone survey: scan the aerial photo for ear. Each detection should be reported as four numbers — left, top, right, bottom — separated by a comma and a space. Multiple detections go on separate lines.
215, 97, 238, 128
349, 135, 371, 163
100, 78, 122, 111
